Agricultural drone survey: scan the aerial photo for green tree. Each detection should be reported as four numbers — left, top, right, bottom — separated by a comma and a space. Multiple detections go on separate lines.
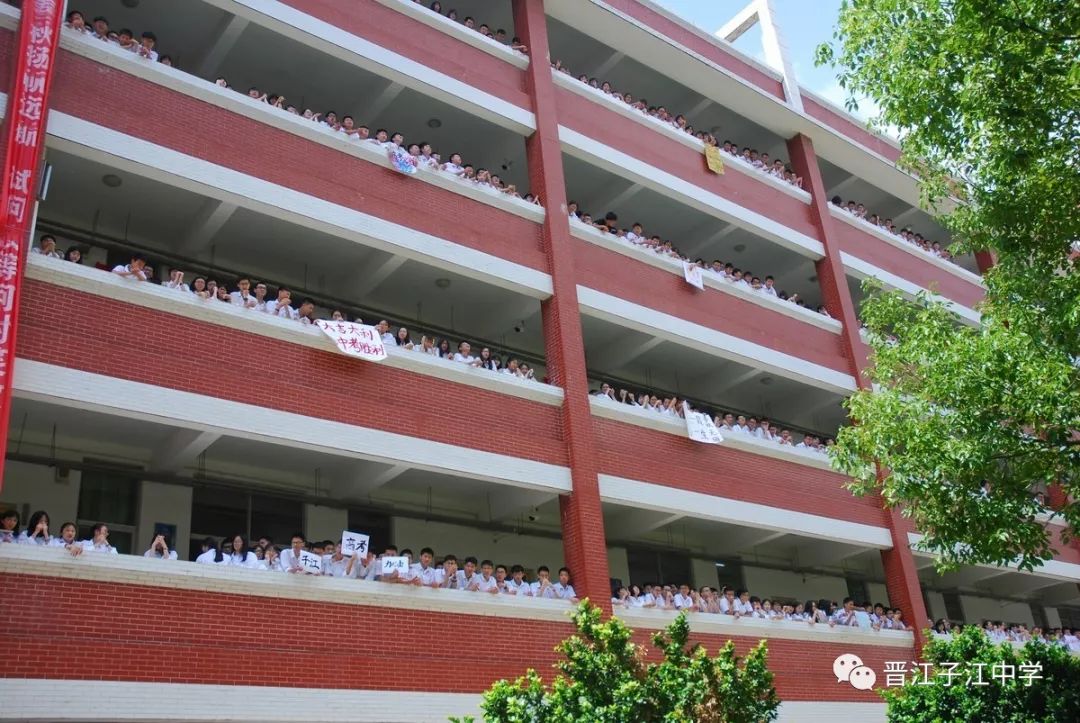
452, 602, 779, 723
816, 0, 1080, 570
882, 625, 1080, 722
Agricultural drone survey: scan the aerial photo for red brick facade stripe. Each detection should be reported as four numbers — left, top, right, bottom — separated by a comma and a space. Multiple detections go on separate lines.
832, 221, 985, 310
599, 0, 786, 101
802, 96, 902, 165
0, 572, 908, 702
572, 239, 850, 374
513, 0, 612, 611
40, 46, 547, 273
593, 416, 890, 529
278, 0, 530, 110
788, 133, 930, 650
555, 86, 821, 240
15, 280, 568, 466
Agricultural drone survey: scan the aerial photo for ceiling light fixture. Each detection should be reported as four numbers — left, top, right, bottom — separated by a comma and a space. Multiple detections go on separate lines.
101, 174, 122, 188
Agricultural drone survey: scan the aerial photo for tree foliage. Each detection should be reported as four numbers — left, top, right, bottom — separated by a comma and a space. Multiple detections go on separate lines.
882, 625, 1080, 722
452, 602, 779, 723
816, 0, 1080, 569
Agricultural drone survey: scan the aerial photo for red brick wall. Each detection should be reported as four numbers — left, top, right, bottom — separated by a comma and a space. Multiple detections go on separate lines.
802, 97, 902, 164
573, 240, 849, 374
556, 87, 821, 240
0, 571, 908, 702
833, 221, 984, 309
44, 48, 547, 273
594, 417, 890, 529
599, 0, 786, 101
16, 280, 568, 466
278, 0, 530, 110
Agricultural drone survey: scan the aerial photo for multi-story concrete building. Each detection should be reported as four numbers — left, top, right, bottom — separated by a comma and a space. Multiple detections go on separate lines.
0, 1, 1075, 720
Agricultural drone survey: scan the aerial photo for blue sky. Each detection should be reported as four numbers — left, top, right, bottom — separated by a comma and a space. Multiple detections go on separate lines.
656, 0, 861, 115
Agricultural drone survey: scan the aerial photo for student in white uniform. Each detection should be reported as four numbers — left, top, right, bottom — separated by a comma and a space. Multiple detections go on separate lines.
409, 547, 443, 587
111, 255, 148, 281
456, 556, 482, 592
16, 510, 52, 546
195, 537, 222, 564
267, 288, 297, 319
32, 235, 63, 259
530, 565, 556, 599
278, 533, 308, 573
505, 565, 532, 596
439, 554, 460, 589
473, 560, 500, 594
323, 544, 352, 578
733, 590, 754, 616
223, 534, 259, 568
673, 584, 695, 611
552, 567, 578, 603
80, 523, 119, 554
52, 521, 84, 556
143, 533, 178, 560
375, 320, 397, 346
0, 509, 19, 544
231, 278, 259, 310
453, 341, 478, 365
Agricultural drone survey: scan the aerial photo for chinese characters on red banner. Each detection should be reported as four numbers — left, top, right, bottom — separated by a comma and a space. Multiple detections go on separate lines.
0, 0, 64, 486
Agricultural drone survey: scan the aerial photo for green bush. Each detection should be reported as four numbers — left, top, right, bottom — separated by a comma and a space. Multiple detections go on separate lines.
884, 625, 1080, 722
452, 601, 779, 723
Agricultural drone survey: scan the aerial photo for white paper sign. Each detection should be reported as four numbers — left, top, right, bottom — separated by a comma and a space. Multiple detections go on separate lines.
298, 549, 323, 574
314, 320, 387, 361
380, 555, 410, 575
340, 530, 370, 558
683, 402, 723, 444
683, 261, 704, 290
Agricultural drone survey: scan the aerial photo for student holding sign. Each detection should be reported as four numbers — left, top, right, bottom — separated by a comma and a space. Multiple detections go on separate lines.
279, 533, 307, 573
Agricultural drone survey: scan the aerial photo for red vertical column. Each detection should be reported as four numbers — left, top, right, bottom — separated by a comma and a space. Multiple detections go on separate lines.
788, 133, 929, 650
512, 0, 611, 610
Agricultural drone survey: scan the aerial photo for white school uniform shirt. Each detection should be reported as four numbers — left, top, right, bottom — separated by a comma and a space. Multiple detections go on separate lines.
762, 285, 778, 297
442, 162, 464, 175
410, 563, 442, 586
531, 579, 556, 599
473, 573, 499, 593
231, 290, 259, 309
267, 301, 297, 320
49, 536, 73, 548
323, 556, 350, 578
552, 582, 576, 600
718, 596, 733, 614
32, 247, 63, 259
506, 578, 532, 596
143, 548, 178, 560
112, 264, 147, 280
16, 531, 52, 545
456, 570, 482, 591
278, 548, 304, 572
80, 539, 118, 554
224, 551, 259, 568
164, 280, 190, 292
734, 599, 753, 616
673, 593, 695, 610
195, 549, 219, 564
453, 353, 476, 364
642, 592, 657, 607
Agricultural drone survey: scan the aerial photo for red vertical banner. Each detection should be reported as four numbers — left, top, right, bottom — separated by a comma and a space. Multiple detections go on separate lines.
0, 0, 65, 488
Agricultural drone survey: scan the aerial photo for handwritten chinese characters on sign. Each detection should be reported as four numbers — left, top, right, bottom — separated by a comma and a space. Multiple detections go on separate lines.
314, 320, 388, 362
380, 555, 409, 576
297, 549, 323, 574
340, 530, 370, 558
683, 402, 723, 444
682, 261, 704, 290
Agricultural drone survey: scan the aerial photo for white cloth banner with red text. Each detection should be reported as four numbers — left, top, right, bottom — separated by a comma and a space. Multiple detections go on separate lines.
314, 320, 388, 362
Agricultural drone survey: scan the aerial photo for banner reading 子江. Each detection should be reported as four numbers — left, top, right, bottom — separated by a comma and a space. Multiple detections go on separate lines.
314, 320, 387, 361
298, 549, 324, 574
683, 402, 723, 444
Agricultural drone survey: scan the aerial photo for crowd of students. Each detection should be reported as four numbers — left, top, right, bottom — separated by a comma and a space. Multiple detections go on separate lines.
831, 195, 960, 265
63, 10, 171, 65
62, 7, 540, 205
550, 61, 805, 190
569, 210, 830, 316
612, 584, 908, 630
33, 235, 544, 382
590, 383, 832, 454
412, 1, 528, 54
933, 618, 1080, 653
1, 508, 579, 601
